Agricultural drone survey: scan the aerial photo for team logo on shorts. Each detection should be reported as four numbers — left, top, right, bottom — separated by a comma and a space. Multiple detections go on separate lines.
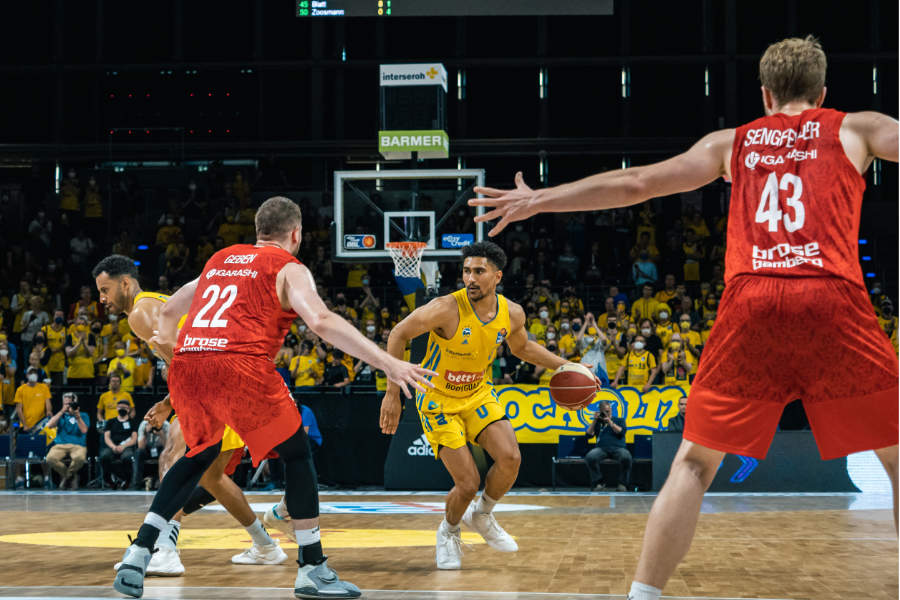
496, 328, 508, 344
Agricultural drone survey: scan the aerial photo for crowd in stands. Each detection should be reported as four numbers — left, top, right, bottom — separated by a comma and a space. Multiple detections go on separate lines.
0, 165, 896, 490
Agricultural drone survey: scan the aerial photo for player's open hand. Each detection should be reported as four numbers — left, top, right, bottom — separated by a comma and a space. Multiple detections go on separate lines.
384, 358, 437, 399
379, 393, 402, 435
144, 396, 173, 429
468, 171, 539, 237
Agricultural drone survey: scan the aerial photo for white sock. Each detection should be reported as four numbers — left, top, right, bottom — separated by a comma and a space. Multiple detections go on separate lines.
156, 519, 181, 550
295, 526, 321, 546
475, 493, 498, 514
442, 517, 460, 532
628, 581, 662, 600
245, 518, 275, 547
274, 497, 290, 519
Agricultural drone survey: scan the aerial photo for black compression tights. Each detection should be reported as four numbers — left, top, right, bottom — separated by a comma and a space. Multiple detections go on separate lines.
273, 425, 319, 520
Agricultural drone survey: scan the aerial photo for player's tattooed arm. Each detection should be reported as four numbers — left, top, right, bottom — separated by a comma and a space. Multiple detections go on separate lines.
505, 301, 567, 371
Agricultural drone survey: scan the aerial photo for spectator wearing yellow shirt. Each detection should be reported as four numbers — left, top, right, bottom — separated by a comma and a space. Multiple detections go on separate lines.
877, 300, 897, 338
612, 335, 659, 393
682, 229, 705, 283
557, 318, 578, 360
332, 293, 358, 321
655, 274, 678, 304
290, 341, 322, 388
701, 318, 715, 345
15, 367, 52, 432
59, 169, 81, 215
108, 341, 137, 393
602, 317, 623, 384
597, 297, 616, 327
660, 334, 695, 389
630, 232, 660, 263
96, 374, 135, 422
68, 286, 102, 322
65, 315, 97, 385
677, 316, 703, 368
701, 294, 719, 320
0, 337, 17, 420
655, 306, 678, 346
155, 214, 183, 247
684, 209, 711, 240
131, 341, 155, 388
631, 285, 660, 323
529, 306, 551, 340
41, 311, 68, 387
557, 285, 585, 318
534, 342, 563, 386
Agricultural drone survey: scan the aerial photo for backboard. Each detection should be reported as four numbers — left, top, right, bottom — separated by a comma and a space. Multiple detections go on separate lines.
333, 169, 486, 262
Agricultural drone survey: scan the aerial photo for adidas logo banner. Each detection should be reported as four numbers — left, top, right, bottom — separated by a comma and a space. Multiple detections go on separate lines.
407, 433, 435, 457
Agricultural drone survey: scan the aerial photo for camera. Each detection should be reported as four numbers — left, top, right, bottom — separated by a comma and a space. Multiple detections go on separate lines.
65, 396, 79, 411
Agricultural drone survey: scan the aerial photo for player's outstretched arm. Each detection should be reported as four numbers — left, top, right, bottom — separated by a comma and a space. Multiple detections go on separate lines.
842, 111, 899, 170
504, 302, 568, 371
468, 129, 734, 237
279, 263, 436, 400
380, 296, 457, 435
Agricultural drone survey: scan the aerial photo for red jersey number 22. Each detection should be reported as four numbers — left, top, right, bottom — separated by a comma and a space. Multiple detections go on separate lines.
192, 284, 238, 328
755, 172, 805, 233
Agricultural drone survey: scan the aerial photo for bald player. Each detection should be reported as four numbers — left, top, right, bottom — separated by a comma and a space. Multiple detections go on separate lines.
93, 256, 287, 576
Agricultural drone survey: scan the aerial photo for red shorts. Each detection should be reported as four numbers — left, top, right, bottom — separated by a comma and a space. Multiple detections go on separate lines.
685, 275, 898, 460
223, 446, 244, 476
168, 353, 302, 466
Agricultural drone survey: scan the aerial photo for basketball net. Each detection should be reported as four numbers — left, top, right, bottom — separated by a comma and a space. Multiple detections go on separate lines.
386, 242, 440, 294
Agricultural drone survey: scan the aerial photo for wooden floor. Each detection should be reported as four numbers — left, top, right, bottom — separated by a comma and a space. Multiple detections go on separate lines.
0, 491, 895, 599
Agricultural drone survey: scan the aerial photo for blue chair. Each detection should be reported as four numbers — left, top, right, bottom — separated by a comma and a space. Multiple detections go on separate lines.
551, 435, 591, 489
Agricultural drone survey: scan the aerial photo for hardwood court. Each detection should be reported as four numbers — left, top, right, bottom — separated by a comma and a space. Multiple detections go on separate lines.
0, 492, 895, 599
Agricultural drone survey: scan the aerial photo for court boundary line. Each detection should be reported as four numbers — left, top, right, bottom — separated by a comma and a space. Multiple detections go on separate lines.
0, 586, 794, 600
0, 490, 887, 498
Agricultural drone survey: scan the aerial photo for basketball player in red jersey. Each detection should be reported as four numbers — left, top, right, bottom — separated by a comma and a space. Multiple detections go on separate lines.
113, 196, 436, 599
469, 36, 898, 600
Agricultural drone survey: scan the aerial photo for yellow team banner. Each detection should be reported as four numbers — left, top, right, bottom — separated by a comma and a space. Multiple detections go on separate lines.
494, 385, 687, 444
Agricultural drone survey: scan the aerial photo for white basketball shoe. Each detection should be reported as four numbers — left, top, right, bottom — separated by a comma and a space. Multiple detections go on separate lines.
231, 542, 289, 565
263, 503, 297, 543
114, 546, 185, 577
461, 503, 518, 552
435, 520, 464, 570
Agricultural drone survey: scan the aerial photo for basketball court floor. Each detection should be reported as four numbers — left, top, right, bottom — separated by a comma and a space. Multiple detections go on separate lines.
0, 490, 895, 599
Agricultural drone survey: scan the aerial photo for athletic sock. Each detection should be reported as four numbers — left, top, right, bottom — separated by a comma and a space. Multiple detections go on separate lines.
245, 518, 276, 547
134, 512, 168, 551
295, 527, 323, 566
442, 517, 461, 533
628, 581, 662, 600
475, 493, 498, 514
156, 519, 181, 550
274, 497, 290, 519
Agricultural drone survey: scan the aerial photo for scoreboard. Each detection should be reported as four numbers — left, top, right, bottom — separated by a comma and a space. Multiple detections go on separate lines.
296, 0, 613, 17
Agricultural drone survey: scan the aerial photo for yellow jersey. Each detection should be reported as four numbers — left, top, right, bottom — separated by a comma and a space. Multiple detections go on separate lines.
42, 324, 67, 372
623, 350, 656, 387
419, 289, 511, 412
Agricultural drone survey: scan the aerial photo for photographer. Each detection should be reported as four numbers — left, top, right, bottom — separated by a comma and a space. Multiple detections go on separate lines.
45, 392, 89, 489
133, 418, 169, 490
584, 400, 632, 492
100, 399, 138, 489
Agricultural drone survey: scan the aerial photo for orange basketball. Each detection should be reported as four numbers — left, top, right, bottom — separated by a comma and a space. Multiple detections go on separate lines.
549, 362, 599, 410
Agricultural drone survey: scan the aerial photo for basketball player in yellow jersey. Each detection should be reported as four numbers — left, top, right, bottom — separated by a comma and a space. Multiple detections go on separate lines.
93, 255, 287, 577
380, 241, 575, 570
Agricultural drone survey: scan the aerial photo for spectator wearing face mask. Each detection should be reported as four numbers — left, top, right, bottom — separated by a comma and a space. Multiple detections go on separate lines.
108, 341, 136, 393
529, 305, 551, 340
41, 310, 67, 387
15, 367, 52, 433
603, 316, 624, 383
357, 279, 379, 321
578, 314, 611, 387
323, 350, 351, 388
597, 297, 616, 326
701, 293, 719, 320
20, 296, 50, 359
134, 419, 169, 490
637, 318, 664, 363
68, 285, 102, 322
100, 399, 138, 489
655, 274, 678, 304
612, 335, 659, 393
617, 325, 638, 358
660, 335, 695, 389
156, 213, 183, 247
332, 293, 358, 321
45, 392, 90, 490
65, 315, 96, 385
376, 307, 394, 331
677, 316, 704, 359
655, 307, 677, 346
557, 318, 577, 360
0, 338, 18, 421
96, 374, 134, 423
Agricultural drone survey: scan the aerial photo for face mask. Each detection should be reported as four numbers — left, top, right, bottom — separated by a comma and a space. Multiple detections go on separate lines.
680, 321, 691, 330
572, 324, 581, 332
633, 341, 645, 351
0, 349, 7, 357
118, 408, 129, 417
456, 282, 465, 289
539, 311, 549, 320
362, 278, 370, 286
641, 328, 652, 336
298, 325, 307, 333
92, 327, 101, 334
561, 323, 570, 330
55, 317, 64, 325
872, 287, 882, 295
547, 345, 558, 352
189, 182, 197, 191
561, 308, 569, 314
115, 349, 125, 357
659, 312, 668, 320
366, 325, 375, 333
669, 342, 682, 352
546, 332, 556, 340
607, 321, 616, 329
583, 336, 594, 344
27, 373, 38, 383
109, 314, 117, 322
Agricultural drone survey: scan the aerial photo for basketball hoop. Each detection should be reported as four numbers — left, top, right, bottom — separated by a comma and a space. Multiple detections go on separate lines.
385, 242, 427, 279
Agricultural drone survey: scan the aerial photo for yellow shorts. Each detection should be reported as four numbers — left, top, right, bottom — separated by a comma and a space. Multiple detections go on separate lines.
416, 386, 507, 459
221, 426, 245, 453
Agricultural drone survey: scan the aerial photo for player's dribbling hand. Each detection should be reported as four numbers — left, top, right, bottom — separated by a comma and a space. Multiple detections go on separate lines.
468, 171, 539, 237
144, 396, 173, 429
379, 393, 402, 435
